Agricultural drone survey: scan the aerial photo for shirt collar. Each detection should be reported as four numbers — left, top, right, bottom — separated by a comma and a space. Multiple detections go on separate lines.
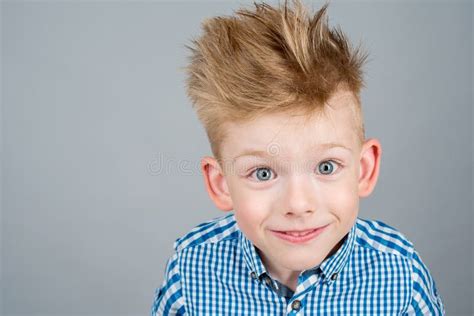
240, 228, 267, 279
319, 222, 357, 284
238, 219, 357, 285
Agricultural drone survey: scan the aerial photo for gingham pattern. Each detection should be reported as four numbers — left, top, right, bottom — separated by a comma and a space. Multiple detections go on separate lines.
151, 213, 445, 315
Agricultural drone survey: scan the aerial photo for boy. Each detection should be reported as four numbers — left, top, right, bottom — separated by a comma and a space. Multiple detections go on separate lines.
151, 0, 445, 314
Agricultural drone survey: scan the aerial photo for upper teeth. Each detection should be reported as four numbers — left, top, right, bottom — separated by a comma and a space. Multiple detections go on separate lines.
285, 230, 313, 237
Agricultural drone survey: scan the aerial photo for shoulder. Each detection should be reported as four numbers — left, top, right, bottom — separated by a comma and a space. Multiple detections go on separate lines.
354, 218, 445, 314
151, 213, 240, 315
173, 212, 240, 252
354, 217, 414, 259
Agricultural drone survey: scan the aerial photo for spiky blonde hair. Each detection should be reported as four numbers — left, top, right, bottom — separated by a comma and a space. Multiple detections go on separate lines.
183, 0, 369, 162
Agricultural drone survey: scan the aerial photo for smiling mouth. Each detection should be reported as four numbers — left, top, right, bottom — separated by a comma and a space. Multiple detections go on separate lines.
271, 225, 329, 243
278, 229, 318, 237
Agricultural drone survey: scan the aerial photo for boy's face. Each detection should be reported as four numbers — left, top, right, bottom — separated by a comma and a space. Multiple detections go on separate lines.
202, 89, 381, 285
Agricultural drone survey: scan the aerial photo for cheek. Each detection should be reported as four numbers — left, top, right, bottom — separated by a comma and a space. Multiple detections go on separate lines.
230, 188, 272, 236
233, 203, 265, 244
228, 178, 271, 216
323, 178, 359, 212
233, 195, 268, 224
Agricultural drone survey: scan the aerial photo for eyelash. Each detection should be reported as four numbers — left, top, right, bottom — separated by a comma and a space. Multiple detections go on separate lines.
247, 160, 343, 182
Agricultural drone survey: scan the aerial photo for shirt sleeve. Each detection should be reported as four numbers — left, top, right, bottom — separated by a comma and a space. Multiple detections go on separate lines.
403, 248, 445, 315
150, 252, 186, 316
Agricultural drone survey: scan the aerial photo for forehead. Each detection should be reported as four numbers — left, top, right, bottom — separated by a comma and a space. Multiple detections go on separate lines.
221, 91, 359, 160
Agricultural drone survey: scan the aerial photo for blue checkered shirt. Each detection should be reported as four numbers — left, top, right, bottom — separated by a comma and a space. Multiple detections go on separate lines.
151, 213, 445, 315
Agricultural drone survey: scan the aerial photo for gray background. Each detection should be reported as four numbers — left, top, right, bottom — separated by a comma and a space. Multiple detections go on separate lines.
1, 0, 472, 315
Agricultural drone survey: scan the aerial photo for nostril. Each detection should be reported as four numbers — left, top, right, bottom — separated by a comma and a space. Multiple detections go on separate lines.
285, 209, 314, 216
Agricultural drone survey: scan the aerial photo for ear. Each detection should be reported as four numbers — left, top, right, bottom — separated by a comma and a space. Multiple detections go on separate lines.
200, 156, 233, 212
358, 138, 382, 197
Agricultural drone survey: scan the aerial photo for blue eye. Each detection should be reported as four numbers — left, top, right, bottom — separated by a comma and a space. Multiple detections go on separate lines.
318, 160, 339, 175
250, 167, 273, 182
248, 160, 341, 182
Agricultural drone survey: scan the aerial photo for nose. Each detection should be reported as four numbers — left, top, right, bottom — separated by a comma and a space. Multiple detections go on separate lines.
281, 173, 317, 217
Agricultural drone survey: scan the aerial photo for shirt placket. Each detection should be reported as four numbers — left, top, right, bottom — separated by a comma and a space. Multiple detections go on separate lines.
285, 271, 324, 315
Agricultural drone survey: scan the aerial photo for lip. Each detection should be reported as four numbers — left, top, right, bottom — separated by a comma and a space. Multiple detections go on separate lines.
271, 224, 329, 244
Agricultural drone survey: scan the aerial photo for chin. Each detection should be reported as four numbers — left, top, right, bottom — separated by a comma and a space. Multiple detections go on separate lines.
283, 254, 326, 271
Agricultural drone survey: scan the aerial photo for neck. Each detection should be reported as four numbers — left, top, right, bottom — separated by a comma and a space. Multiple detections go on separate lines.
257, 235, 347, 291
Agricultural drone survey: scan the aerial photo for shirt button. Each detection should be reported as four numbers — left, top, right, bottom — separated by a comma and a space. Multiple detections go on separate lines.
250, 272, 257, 279
331, 273, 338, 281
291, 300, 301, 311
264, 276, 272, 285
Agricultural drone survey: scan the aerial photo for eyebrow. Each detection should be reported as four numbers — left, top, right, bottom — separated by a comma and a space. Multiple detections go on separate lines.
232, 142, 352, 162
